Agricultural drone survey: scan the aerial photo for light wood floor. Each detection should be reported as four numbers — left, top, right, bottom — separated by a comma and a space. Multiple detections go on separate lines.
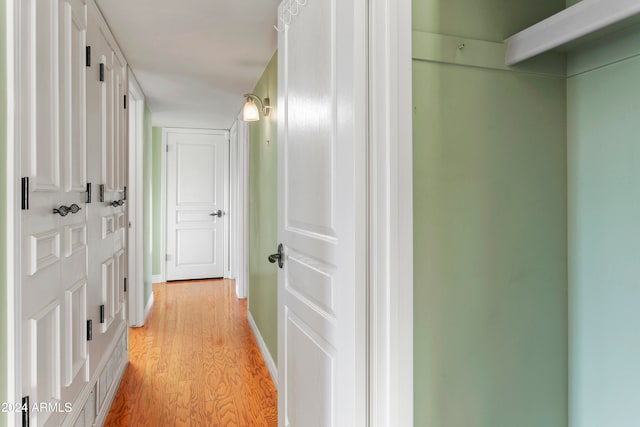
105, 279, 277, 426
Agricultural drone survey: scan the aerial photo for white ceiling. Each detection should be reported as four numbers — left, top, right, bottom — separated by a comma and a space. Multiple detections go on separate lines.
95, 0, 280, 130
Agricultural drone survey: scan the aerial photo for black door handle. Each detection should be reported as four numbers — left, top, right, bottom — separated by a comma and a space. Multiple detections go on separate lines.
53, 204, 81, 216
268, 243, 284, 268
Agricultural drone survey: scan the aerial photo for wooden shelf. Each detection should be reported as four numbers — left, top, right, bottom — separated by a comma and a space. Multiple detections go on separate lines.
505, 0, 640, 65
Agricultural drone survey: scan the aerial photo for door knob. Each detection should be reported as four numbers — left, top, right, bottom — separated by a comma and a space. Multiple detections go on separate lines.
268, 243, 284, 269
210, 210, 223, 218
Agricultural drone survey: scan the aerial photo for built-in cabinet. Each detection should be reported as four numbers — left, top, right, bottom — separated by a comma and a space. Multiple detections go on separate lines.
17, 0, 129, 425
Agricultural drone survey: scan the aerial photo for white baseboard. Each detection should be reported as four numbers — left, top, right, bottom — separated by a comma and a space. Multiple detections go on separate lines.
247, 311, 278, 388
152, 274, 163, 283
143, 291, 154, 322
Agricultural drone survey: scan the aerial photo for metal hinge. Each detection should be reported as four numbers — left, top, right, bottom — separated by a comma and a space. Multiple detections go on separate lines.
124, 278, 127, 293
87, 319, 93, 341
22, 396, 29, 427
99, 63, 105, 82
124, 94, 127, 109
86, 182, 92, 203
21, 177, 29, 210
122, 186, 127, 201
165, 254, 170, 261
99, 184, 105, 203
99, 305, 105, 324
166, 145, 169, 152
86, 46, 91, 67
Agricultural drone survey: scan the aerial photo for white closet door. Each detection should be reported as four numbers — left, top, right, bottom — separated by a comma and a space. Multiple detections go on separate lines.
20, 0, 89, 425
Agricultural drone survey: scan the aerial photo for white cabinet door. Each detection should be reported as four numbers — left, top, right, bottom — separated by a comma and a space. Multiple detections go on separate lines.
20, 0, 89, 425
276, 0, 368, 425
166, 130, 228, 281
85, 11, 127, 352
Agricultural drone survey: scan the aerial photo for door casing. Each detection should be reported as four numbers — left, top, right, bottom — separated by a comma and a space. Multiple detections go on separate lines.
127, 70, 145, 326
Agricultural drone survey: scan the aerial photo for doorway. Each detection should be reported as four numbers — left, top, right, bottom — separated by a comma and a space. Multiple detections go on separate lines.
163, 129, 230, 281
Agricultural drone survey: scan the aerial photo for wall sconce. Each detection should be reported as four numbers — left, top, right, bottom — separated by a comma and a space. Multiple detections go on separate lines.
243, 93, 270, 122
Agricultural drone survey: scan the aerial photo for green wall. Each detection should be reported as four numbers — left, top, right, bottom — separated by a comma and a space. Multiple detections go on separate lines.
567, 24, 640, 427
412, 1, 568, 426
248, 51, 278, 364
143, 106, 154, 304
1, 0, 8, 424
151, 127, 162, 278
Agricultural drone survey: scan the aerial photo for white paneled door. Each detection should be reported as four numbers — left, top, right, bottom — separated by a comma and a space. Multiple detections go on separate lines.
18, 1, 129, 424
276, 0, 368, 425
20, 0, 90, 425
166, 130, 228, 281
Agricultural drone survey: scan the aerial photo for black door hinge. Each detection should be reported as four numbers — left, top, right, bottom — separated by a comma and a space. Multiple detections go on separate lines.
21, 177, 29, 210
86, 182, 92, 203
22, 395, 29, 427
123, 186, 127, 201
124, 94, 127, 109
124, 278, 127, 293
86, 46, 91, 67
99, 184, 105, 202
99, 63, 105, 82
99, 305, 105, 324
87, 319, 93, 341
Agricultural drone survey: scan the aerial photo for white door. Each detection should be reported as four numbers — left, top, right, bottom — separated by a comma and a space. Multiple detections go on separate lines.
85, 8, 127, 356
166, 130, 228, 281
276, 0, 368, 425
20, 0, 89, 425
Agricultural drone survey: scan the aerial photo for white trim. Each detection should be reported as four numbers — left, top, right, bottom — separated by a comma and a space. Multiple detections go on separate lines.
223, 130, 230, 279
229, 114, 249, 299
505, 0, 640, 65
161, 127, 230, 282
143, 290, 154, 322
248, 311, 278, 387
127, 68, 145, 327
228, 120, 238, 280
6, 0, 19, 424
236, 115, 249, 299
369, 0, 414, 426
151, 274, 163, 284
159, 128, 167, 283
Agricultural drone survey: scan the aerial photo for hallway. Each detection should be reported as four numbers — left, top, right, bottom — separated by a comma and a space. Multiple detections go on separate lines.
104, 280, 277, 426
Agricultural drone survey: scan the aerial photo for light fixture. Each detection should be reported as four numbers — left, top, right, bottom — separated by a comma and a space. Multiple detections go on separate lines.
242, 93, 270, 122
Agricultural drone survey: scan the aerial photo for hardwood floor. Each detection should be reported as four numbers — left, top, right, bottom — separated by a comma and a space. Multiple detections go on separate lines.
105, 279, 277, 426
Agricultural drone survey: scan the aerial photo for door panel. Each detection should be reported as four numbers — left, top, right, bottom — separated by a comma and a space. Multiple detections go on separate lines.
20, 0, 90, 425
166, 131, 227, 281
33, 0, 61, 192
277, 0, 367, 425
63, 0, 87, 193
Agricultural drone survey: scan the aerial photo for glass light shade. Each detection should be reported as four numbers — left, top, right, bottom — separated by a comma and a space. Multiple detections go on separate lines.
243, 98, 260, 121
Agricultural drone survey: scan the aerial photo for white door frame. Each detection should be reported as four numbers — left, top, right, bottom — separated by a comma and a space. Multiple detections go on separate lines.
5, 0, 20, 423
160, 127, 230, 282
127, 69, 145, 326
369, 0, 413, 425
229, 121, 237, 280
229, 114, 249, 298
